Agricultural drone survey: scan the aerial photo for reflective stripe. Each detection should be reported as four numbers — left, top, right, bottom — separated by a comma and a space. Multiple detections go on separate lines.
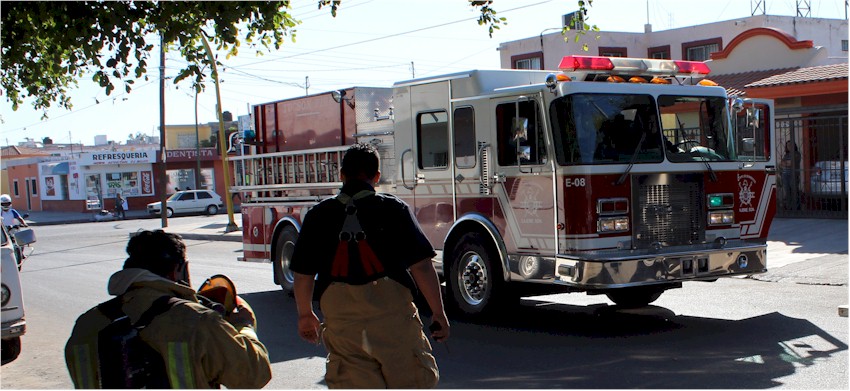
167, 342, 195, 388
71, 344, 97, 388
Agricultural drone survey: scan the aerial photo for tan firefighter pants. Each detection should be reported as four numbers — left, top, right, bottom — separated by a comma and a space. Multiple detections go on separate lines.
319, 277, 439, 389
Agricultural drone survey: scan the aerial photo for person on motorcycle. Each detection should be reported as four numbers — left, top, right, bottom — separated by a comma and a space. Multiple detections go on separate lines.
1, 194, 28, 228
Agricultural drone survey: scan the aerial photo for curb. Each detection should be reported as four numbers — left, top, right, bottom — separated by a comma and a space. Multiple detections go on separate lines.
172, 233, 243, 242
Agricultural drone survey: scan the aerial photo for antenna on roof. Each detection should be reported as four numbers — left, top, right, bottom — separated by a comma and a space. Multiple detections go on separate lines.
796, 0, 811, 17
751, 0, 766, 15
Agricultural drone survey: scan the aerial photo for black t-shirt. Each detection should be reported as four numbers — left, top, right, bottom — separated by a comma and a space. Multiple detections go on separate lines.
290, 181, 436, 297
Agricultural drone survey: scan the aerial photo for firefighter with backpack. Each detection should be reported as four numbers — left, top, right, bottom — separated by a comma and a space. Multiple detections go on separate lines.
64, 230, 272, 389
291, 143, 450, 389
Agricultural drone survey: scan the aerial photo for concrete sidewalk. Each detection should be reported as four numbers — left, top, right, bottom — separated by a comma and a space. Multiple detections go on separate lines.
19, 210, 848, 285
22, 209, 244, 243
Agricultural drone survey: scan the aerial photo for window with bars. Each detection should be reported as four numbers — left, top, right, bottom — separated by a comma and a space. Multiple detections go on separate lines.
683, 38, 721, 61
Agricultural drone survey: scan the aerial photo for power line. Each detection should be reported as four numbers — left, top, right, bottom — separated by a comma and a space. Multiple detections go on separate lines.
231, 0, 554, 69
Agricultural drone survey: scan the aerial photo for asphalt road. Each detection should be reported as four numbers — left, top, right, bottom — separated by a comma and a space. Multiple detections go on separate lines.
2, 217, 847, 389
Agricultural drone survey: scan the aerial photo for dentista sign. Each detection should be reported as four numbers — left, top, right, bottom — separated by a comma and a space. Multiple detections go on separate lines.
78, 149, 157, 165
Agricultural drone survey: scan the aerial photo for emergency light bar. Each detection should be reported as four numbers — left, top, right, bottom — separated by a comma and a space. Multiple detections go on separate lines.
557, 55, 711, 76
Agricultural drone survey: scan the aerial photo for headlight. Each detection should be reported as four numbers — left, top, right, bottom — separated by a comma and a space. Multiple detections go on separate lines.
598, 216, 629, 233
1, 283, 10, 307
708, 210, 734, 225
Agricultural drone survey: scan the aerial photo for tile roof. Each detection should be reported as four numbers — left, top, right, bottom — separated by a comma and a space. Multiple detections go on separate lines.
710, 68, 799, 97
746, 62, 849, 88
0, 145, 51, 157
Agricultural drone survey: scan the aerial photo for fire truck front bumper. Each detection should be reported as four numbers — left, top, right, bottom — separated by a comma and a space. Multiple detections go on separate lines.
553, 241, 767, 289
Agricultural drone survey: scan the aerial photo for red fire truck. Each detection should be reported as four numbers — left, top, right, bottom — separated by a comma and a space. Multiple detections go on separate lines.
232, 55, 776, 316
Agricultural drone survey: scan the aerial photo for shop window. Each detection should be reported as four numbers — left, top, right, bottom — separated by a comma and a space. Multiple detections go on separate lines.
417, 111, 449, 169
106, 171, 141, 197
682, 38, 721, 61
30, 179, 37, 196
13, 180, 19, 197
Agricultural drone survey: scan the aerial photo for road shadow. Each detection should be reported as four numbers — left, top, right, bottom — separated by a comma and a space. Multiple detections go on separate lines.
241, 291, 846, 389
240, 290, 327, 364
437, 298, 847, 389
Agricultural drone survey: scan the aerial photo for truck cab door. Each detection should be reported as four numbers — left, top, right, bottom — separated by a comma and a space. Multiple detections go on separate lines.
406, 82, 454, 248
489, 95, 558, 261
733, 98, 776, 239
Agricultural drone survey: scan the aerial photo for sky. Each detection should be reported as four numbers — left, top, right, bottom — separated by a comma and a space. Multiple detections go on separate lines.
1, 0, 846, 147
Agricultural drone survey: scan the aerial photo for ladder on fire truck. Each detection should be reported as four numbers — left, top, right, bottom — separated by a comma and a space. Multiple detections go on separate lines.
229, 145, 348, 202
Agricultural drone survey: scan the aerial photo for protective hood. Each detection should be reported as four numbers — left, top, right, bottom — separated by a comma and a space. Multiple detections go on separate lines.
107, 268, 196, 300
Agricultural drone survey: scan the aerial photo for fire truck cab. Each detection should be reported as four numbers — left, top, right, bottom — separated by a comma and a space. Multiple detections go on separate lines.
234, 55, 776, 316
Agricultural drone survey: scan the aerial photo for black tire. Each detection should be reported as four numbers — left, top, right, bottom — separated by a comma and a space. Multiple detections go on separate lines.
605, 286, 665, 308
206, 205, 219, 215
166, 208, 174, 218
273, 225, 298, 295
1, 337, 21, 364
446, 232, 510, 317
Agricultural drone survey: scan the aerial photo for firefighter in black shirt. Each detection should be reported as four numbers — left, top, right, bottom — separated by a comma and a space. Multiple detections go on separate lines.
291, 143, 449, 388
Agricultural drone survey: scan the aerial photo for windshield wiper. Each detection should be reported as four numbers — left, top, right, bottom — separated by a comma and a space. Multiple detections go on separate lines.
697, 151, 718, 182
615, 130, 646, 185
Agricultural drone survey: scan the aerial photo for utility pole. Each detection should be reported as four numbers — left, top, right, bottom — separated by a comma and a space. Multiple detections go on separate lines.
159, 34, 168, 228
305, 76, 310, 96
201, 31, 238, 232
410, 61, 415, 78
194, 88, 202, 190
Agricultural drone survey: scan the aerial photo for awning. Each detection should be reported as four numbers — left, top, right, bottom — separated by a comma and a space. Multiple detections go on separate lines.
43, 162, 69, 175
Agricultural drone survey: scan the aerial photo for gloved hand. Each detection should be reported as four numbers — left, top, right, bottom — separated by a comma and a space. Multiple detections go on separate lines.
226, 295, 257, 331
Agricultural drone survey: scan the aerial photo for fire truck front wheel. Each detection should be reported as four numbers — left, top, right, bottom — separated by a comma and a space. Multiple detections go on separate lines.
273, 226, 298, 295
446, 232, 511, 317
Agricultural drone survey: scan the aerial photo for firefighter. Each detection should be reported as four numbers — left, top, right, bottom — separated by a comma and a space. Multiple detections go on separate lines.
64, 230, 272, 389
291, 142, 449, 389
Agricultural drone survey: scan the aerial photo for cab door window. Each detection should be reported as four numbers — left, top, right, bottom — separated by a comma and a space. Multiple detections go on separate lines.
496, 100, 544, 166
454, 106, 476, 168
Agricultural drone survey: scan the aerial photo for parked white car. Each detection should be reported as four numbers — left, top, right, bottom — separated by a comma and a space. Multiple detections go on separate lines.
2, 220, 35, 363
810, 161, 849, 199
146, 190, 224, 218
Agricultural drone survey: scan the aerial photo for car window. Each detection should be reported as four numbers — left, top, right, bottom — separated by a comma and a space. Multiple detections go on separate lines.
179, 193, 196, 201
197, 192, 212, 200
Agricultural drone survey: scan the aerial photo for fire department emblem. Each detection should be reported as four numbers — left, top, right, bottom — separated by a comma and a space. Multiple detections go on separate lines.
738, 174, 756, 212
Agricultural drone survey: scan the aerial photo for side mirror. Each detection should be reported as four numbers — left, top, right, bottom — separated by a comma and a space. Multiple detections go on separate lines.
13, 228, 36, 246
731, 98, 744, 113
513, 117, 529, 142
747, 107, 761, 128
518, 146, 531, 162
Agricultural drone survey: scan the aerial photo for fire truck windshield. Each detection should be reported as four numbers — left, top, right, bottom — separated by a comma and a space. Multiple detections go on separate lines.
549, 93, 736, 166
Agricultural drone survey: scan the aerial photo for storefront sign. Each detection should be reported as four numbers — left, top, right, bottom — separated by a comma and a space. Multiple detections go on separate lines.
165, 148, 218, 162
78, 150, 157, 165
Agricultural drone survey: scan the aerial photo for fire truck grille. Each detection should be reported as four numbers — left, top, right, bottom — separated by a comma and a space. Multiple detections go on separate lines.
633, 174, 705, 248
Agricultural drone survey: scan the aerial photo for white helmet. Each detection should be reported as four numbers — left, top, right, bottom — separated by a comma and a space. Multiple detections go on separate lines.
0, 194, 11, 212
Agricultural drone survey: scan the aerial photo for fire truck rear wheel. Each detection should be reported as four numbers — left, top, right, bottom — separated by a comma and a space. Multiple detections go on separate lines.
274, 226, 298, 295
604, 286, 664, 308
1, 337, 21, 363
446, 232, 508, 317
